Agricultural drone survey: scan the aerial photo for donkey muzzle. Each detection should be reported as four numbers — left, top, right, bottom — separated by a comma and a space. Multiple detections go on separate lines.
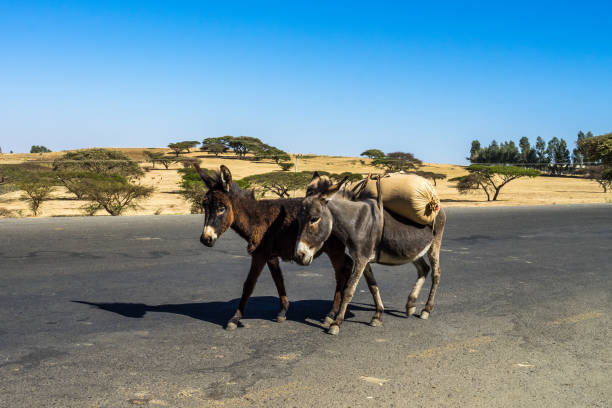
200, 226, 218, 247
200, 234, 216, 247
295, 241, 314, 265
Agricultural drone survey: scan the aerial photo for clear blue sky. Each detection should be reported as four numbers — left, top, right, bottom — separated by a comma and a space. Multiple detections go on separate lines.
1, 1, 611, 163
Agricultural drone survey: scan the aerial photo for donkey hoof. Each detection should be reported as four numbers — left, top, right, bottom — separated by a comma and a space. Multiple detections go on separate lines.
322, 316, 334, 328
369, 318, 382, 327
275, 315, 287, 323
420, 311, 430, 320
226, 321, 238, 330
406, 306, 416, 316
327, 324, 340, 335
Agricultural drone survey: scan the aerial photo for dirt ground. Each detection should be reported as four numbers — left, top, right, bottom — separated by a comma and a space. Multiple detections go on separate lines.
1, 148, 610, 218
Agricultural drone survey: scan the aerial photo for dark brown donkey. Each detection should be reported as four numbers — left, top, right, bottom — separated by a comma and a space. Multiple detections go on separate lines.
194, 164, 381, 330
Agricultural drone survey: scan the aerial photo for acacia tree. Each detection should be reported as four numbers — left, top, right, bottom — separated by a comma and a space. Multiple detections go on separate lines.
168, 142, 197, 156
372, 152, 422, 172
53, 149, 144, 199
240, 171, 314, 198
155, 156, 175, 169
143, 150, 165, 168
53, 149, 143, 179
451, 165, 540, 201
414, 170, 447, 186
18, 179, 55, 216
207, 143, 226, 156
201, 136, 289, 162
76, 174, 154, 216
228, 136, 264, 159
1, 164, 60, 215
255, 146, 290, 163
360, 149, 385, 159
201, 136, 232, 152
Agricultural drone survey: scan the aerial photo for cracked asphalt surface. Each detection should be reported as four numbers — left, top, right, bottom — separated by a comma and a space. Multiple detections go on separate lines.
1, 204, 611, 407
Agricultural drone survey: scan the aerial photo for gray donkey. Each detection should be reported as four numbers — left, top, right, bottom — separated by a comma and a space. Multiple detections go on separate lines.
296, 174, 446, 335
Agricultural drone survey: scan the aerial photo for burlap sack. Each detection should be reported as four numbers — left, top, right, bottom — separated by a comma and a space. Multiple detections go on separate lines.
357, 173, 440, 225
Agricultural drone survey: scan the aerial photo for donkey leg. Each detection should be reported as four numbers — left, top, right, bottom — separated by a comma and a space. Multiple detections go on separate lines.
363, 264, 384, 327
328, 259, 368, 335
421, 210, 446, 320
406, 257, 430, 317
267, 257, 290, 322
227, 254, 267, 330
324, 252, 352, 327
421, 245, 442, 320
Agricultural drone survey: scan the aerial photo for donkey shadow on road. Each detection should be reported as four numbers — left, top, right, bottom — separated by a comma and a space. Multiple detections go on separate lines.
72, 297, 404, 329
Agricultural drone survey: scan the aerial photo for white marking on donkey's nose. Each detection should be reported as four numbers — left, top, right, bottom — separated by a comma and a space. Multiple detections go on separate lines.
203, 225, 217, 241
296, 241, 314, 261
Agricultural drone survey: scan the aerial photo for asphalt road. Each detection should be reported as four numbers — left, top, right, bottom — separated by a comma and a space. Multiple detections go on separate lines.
1, 204, 611, 407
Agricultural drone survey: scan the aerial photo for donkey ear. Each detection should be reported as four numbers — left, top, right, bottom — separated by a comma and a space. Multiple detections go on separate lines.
330, 176, 349, 192
219, 165, 232, 192
319, 176, 349, 201
311, 171, 320, 181
194, 164, 216, 189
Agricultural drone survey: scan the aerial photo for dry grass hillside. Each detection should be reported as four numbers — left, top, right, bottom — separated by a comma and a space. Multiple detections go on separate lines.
1, 148, 610, 218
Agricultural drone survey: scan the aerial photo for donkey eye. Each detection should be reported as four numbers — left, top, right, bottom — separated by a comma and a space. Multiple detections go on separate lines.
310, 217, 320, 224
216, 207, 226, 214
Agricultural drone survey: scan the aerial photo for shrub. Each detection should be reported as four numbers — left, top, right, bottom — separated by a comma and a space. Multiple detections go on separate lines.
278, 161, 294, 171
177, 167, 210, 213
0, 208, 19, 218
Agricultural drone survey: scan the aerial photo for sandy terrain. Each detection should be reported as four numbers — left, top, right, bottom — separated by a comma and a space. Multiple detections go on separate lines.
1, 148, 610, 218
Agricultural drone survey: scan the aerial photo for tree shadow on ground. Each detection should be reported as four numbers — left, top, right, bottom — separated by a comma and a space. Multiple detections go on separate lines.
72, 297, 405, 329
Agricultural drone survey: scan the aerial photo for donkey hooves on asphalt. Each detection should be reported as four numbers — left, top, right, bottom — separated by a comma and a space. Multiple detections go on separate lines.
327, 325, 340, 335
369, 318, 382, 327
420, 311, 430, 320
226, 321, 238, 330
406, 307, 416, 316
322, 316, 334, 328
275, 315, 287, 323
